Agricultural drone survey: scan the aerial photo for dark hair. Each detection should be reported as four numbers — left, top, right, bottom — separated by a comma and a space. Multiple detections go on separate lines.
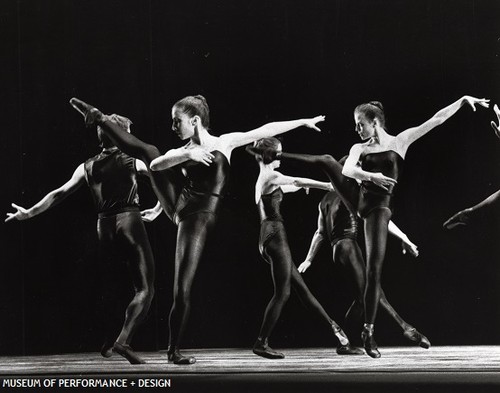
173, 95, 210, 129
354, 101, 386, 129
247, 137, 282, 162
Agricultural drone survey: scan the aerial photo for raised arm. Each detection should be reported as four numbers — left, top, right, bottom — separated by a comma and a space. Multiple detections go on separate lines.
388, 220, 419, 258
396, 95, 489, 155
223, 116, 325, 150
5, 164, 86, 222
150, 145, 215, 171
298, 205, 327, 273
342, 144, 397, 191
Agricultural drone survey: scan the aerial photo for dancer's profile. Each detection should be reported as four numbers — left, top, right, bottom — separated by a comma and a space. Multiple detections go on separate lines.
247, 138, 362, 359
6, 117, 155, 364
68, 96, 325, 364
249, 95, 489, 357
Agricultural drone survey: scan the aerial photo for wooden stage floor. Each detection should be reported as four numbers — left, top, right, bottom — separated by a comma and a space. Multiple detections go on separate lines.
1, 346, 499, 392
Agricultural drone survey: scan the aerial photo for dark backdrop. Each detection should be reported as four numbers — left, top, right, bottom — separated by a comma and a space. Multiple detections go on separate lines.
1, 0, 500, 356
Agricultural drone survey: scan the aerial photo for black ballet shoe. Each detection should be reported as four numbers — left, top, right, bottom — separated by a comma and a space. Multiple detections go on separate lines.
112, 342, 146, 365
252, 338, 285, 359
403, 328, 431, 349
245, 145, 280, 165
443, 209, 471, 230
336, 344, 364, 355
69, 97, 104, 127
167, 347, 196, 365
100, 341, 113, 358
361, 328, 381, 359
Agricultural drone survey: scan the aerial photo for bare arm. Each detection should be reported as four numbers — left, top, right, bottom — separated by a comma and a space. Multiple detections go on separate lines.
223, 116, 325, 150
342, 144, 397, 191
140, 201, 163, 222
396, 95, 489, 155
135, 159, 150, 176
388, 220, 419, 257
150, 145, 215, 171
5, 164, 86, 222
298, 206, 327, 273
270, 172, 333, 193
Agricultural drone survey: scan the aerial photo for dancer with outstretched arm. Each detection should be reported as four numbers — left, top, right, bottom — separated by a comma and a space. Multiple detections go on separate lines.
6, 118, 155, 364
69, 96, 325, 364
249, 95, 489, 357
246, 138, 362, 359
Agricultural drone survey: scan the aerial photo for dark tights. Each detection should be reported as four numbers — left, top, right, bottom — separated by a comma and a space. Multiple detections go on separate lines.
97, 118, 210, 351
335, 239, 410, 331
279, 152, 390, 327
98, 211, 155, 346
259, 225, 337, 339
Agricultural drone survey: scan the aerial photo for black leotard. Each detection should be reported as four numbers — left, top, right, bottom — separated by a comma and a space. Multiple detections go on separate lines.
358, 150, 404, 218
84, 147, 140, 217
173, 150, 230, 224
319, 191, 358, 246
258, 188, 286, 263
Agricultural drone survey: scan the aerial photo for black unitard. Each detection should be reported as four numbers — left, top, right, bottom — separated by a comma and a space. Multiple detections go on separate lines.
84, 147, 155, 346
257, 188, 340, 340
94, 118, 229, 351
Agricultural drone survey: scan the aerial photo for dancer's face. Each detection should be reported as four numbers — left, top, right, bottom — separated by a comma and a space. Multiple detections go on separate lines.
171, 107, 195, 140
354, 112, 376, 140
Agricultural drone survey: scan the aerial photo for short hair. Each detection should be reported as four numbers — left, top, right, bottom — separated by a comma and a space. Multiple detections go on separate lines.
173, 95, 210, 129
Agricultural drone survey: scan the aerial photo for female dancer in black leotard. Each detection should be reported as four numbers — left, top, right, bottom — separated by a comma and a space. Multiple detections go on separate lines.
248, 138, 362, 359
69, 96, 325, 364
444, 103, 500, 229
252, 95, 488, 357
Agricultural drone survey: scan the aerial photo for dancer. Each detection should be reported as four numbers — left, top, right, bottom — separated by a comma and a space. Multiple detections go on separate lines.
444, 103, 500, 229
250, 95, 489, 357
6, 118, 155, 364
69, 96, 325, 364
298, 185, 430, 349
247, 138, 362, 359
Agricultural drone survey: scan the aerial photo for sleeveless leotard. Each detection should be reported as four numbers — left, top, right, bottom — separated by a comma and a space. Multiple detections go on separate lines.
357, 150, 404, 218
258, 188, 287, 264
319, 191, 358, 246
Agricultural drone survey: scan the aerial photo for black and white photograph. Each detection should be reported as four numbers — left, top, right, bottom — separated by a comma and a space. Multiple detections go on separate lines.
1, 1, 500, 392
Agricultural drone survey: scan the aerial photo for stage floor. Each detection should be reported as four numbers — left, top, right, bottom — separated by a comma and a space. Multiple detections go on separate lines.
1, 346, 499, 392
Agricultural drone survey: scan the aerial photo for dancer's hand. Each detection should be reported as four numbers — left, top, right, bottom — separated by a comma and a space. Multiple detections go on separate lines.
5, 203, 30, 222
141, 207, 162, 222
369, 172, 397, 191
298, 260, 311, 273
303, 115, 326, 132
401, 238, 419, 258
491, 104, 500, 140
463, 96, 489, 111
188, 147, 215, 166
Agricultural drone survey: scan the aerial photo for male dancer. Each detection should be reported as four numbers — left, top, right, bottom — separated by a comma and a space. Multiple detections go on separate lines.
298, 187, 431, 349
6, 115, 155, 364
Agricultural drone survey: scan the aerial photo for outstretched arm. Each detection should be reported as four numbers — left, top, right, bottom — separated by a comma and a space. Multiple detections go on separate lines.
490, 104, 500, 140
5, 164, 86, 222
223, 116, 325, 150
396, 95, 489, 155
270, 172, 333, 193
150, 145, 215, 171
298, 206, 326, 273
388, 221, 419, 258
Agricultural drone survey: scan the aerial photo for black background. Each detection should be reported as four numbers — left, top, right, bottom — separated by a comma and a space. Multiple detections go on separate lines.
1, 0, 500, 356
